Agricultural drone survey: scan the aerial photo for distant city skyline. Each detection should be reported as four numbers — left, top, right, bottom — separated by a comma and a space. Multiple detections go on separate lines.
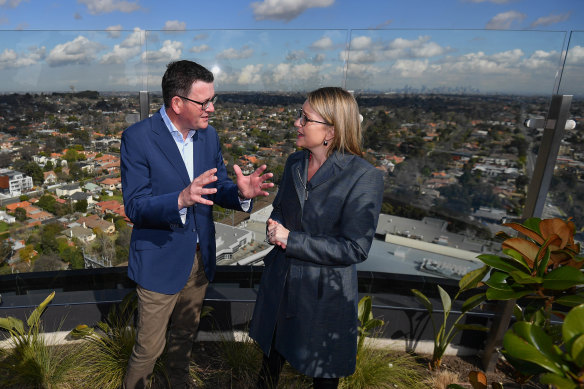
0, 0, 583, 95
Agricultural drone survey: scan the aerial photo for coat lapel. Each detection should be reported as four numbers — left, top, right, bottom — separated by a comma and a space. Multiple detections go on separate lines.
150, 112, 191, 187
291, 150, 309, 212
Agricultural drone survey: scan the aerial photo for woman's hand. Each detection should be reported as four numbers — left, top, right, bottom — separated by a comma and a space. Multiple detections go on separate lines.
267, 218, 289, 249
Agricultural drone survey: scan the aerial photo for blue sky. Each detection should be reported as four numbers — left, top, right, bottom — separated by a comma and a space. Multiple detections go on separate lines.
0, 0, 583, 94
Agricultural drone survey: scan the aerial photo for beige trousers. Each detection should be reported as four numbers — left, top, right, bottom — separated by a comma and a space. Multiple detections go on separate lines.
123, 251, 208, 389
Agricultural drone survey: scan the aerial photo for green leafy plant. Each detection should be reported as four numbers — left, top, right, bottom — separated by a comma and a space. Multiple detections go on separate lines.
0, 291, 83, 389
502, 303, 584, 388
72, 291, 168, 389
477, 217, 584, 324
341, 296, 426, 389
412, 266, 489, 369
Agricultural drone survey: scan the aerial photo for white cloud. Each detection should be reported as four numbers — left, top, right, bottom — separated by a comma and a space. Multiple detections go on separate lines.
106, 25, 123, 38
190, 44, 210, 53
141, 40, 182, 63
46, 36, 103, 67
193, 33, 208, 41
0, 0, 27, 7
393, 59, 429, 77
101, 28, 144, 64
78, 0, 141, 15
486, 10, 526, 29
521, 49, 560, 69
0, 46, 45, 69
312, 53, 325, 65
350, 36, 372, 50
310, 36, 334, 50
251, 0, 334, 22
272, 62, 323, 83
530, 12, 571, 28
163, 20, 186, 32
565, 45, 584, 65
238, 64, 263, 85
216, 46, 254, 60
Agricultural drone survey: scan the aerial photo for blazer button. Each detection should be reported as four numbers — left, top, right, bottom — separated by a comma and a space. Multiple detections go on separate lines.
192, 229, 196, 232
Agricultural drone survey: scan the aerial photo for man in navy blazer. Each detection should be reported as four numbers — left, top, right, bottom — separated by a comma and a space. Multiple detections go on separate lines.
121, 60, 272, 389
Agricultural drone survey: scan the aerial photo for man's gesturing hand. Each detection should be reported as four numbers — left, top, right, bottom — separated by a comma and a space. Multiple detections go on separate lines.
234, 164, 274, 199
178, 168, 218, 209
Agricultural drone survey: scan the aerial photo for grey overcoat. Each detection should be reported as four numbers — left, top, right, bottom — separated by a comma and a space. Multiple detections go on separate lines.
249, 149, 384, 378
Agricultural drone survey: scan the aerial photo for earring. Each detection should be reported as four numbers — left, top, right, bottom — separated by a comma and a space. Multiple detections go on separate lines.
324, 140, 328, 146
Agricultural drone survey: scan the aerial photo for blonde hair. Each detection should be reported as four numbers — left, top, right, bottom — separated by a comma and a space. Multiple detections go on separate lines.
306, 87, 362, 157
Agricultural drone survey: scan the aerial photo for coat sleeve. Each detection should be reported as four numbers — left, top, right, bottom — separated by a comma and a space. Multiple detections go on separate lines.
285, 166, 383, 266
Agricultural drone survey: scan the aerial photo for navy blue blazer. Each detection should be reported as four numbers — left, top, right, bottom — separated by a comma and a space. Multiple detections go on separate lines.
121, 110, 246, 294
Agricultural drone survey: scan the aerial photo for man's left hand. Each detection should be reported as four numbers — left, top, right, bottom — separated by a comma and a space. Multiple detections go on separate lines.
233, 164, 274, 199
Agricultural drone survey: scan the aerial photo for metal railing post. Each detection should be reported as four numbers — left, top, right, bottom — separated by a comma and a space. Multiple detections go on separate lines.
139, 91, 150, 121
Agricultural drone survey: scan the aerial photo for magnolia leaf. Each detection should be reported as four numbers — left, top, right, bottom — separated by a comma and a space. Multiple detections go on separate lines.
563, 304, 584, 343
570, 334, 584, 368
486, 288, 532, 300
502, 239, 539, 268
459, 265, 489, 293
539, 373, 577, 389
411, 289, 433, 314
502, 248, 532, 270
555, 294, 584, 308
446, 385, 466, 389
503, 328, 564, 375
543, 266, 584, 290
513, 304, 524, 321
540, 218, 573, 249
509, 270, 542, 285
27, 291, 55, 329
536, 248, 550, 278
504, 219, 543, 243
510, 322, 565, 369
477, 254, 528, 274
461, 293, 486, 313
468, 371, 487, 389
438, 285, 452, 316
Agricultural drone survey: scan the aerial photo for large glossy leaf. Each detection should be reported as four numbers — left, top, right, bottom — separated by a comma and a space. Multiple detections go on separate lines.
459, 265, 489, 292
563, 304, 584, 343
358, 295, 373, 325
540, 218, 574, 249
569, 334, 584, 368
508, 322, 565, 370
536, 248, 550, 277
555, 294, 584, 308
503, 327, 564, 375
503, 248, 531, 269
411, 289, 433, 314
462, 293, 486, 313
438, 285, 451, 316
477, 254, 529, 274
504, 220, 543, 243
543, 266, 584, 290
486, 288, 532, 300
26, 291, 55, 329
509, 270, 542, 285
502, 239, 539, 268
539, 373, 577, 389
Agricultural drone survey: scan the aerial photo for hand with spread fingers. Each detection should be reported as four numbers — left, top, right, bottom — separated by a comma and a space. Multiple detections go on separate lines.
234, 164, 274, 199
178, 168, 218, 208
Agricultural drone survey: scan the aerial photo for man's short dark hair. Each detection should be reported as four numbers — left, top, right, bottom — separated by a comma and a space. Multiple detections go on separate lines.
162, 60, 214, 108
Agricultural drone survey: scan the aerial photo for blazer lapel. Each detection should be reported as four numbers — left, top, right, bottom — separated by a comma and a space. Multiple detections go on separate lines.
150, 112, 191, 187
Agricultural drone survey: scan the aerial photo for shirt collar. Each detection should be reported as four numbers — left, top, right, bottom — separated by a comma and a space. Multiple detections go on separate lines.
160, 106, 196, 142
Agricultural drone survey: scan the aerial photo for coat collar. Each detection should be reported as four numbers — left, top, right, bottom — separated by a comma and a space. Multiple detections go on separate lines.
291, 149, 355, 210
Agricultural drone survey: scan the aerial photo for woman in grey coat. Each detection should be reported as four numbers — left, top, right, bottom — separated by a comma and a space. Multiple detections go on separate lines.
249, 87, 384, 389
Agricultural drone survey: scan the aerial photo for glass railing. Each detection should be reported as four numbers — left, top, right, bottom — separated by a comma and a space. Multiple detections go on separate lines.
0, 29, 581, 289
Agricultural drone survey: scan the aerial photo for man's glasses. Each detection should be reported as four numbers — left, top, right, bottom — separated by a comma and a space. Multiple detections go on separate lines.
297, 109, 331, 126
177, 95, 218, 110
